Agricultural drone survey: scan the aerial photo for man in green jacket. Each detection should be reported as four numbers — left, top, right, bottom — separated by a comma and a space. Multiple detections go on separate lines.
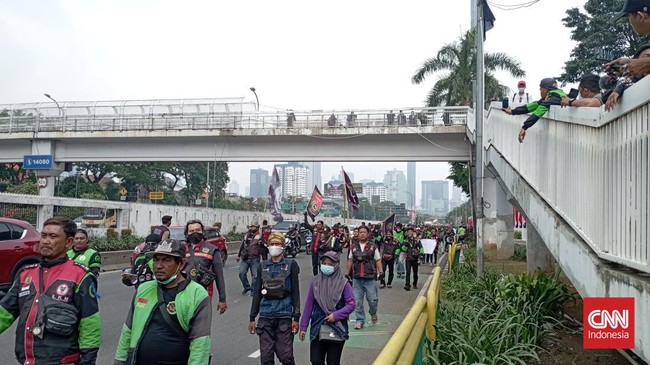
401, 227, 424, 291
68, 228, 102, 277
503, 77, 566, 143
114, 239, 212, 365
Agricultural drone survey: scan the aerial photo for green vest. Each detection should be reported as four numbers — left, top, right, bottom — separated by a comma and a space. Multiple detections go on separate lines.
115, 279, 211, 365
67, 247, 101, 273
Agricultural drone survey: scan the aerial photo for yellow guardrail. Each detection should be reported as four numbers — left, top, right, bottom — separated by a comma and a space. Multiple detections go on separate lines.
373, 266, 443, 365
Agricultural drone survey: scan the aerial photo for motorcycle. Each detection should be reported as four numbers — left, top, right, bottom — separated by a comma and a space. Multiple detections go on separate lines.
283, 237, 299, 258
304, 232, 312, 255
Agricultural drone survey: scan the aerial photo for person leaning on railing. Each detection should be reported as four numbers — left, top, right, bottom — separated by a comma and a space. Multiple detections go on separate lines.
501, 78, 566, 143
604, 44, 650, 112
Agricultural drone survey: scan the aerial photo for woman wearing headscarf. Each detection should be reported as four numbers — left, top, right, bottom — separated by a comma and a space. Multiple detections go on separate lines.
299, 251, 356, 365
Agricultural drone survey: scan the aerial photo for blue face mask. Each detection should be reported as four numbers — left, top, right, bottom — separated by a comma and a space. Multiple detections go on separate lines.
320, 264, 335, 276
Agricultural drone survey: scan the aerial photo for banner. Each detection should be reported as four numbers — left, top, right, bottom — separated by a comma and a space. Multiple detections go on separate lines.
268, 168, 284, 223
382, 213, 396, 238
306, 185, 324, 221
421, 239, 438, 254
513, 207, 527, 228
342, 168, 359, 210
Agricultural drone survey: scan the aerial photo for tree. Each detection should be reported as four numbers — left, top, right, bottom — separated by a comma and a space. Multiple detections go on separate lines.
561, 0, 650, 83
446, 200, 472, 226
412, 29, 525, 106
57, 175, 105, 199
352, 198, 375, 221
447, 162, 470, 196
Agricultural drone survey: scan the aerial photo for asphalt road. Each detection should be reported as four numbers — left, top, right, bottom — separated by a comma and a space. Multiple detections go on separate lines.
0, 253, 435, 365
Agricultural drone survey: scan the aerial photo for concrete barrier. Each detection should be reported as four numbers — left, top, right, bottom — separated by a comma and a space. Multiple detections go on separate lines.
100, 241, 244, 272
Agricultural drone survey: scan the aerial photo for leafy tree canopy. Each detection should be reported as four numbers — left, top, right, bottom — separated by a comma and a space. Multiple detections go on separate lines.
561, 0, 650, 83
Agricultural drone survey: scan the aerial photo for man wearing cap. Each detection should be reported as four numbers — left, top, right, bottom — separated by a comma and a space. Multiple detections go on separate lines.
238, 222, 268, 295
115, 239, 212, 365
502, 77, 566, 143
122, 233, 161, 288
510, 80, 530, 108
249, 232, 301, 365
608, 1, 650, 76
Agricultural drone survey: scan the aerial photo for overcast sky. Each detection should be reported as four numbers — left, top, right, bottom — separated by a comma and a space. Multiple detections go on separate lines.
0, 0, 587, 202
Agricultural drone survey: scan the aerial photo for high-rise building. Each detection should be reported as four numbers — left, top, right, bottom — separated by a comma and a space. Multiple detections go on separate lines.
274, 162, 310, 198
421, 180, 450, 215
249, 169, 269, 198
363, 182, 387, 203
301, 162, 322, 193
383, 169, 407, 205
407, 162, 416, 209
228, 180, 240, 195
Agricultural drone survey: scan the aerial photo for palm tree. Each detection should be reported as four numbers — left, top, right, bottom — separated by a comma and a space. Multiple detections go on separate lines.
412, 29, 525, 107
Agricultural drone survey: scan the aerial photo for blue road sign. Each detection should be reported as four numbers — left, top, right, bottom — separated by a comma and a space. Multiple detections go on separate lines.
23, 154, 54, 169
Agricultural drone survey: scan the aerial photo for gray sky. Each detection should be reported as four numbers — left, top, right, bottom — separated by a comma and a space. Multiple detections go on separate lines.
1, 0, 587, 202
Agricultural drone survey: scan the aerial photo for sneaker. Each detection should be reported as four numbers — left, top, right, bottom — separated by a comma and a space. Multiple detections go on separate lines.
387, 284, 392, 288
371, 315, 378, 324
241, 288, 251, 295
354, 323, 364, 330
379, 283, 386, 289
404, 285, 411, 291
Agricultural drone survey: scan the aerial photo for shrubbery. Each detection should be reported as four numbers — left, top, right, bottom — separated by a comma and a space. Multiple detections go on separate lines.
89, 234, 143, 252
511, 243, 527, 261
425, 247, 575, 365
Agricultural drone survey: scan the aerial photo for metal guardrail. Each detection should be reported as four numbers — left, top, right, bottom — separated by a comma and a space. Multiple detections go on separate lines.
373, 266, 442, 365
0, 99, 470, 133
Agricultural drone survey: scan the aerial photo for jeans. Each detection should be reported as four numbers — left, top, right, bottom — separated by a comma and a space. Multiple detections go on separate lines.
396, 252, 405, 276
239, 259, 260, 291
352, 278, 378, 324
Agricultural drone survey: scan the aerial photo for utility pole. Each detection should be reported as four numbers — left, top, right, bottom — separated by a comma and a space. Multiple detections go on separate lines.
475, 0, 485, 277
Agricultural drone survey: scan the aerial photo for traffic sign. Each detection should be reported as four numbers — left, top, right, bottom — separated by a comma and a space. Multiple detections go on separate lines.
23, 155, 54, 169
149, 191, 164, 200
119, 187, 128, 196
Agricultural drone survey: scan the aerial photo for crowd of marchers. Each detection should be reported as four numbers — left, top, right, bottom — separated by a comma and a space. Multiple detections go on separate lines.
0, 211, 467, 365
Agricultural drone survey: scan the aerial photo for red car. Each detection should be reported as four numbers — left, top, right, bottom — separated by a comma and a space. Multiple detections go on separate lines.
131, 226, 228, 265
0, 218, 41, 293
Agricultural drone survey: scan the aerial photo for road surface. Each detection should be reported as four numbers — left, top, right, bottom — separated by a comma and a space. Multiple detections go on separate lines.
0, 253, 435, 364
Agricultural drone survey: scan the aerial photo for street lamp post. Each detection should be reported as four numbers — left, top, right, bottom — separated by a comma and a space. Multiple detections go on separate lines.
43, 93, 62, 118
249, 87, 259, 111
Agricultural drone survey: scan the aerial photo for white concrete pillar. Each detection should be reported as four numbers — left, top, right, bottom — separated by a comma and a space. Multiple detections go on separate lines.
33, 140, 57, 230
526, 223, 555, 273
482, 168, 514, 258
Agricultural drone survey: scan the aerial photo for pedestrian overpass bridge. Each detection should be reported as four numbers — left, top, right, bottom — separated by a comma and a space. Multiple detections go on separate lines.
1, 77, 649, 361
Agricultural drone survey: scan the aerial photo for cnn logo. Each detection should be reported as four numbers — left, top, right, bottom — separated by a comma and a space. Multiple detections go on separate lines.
587, 309, 628, 329
583, 297, 634, 349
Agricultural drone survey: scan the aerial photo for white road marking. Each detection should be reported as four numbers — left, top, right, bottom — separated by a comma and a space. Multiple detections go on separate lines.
248, 350, 260, 358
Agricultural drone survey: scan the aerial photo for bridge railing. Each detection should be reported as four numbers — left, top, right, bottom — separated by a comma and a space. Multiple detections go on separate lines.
482, 76, 650, 274
0, 99, 470, 133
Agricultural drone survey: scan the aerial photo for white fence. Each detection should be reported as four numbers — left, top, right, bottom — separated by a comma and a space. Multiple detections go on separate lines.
482, 77, 650, 273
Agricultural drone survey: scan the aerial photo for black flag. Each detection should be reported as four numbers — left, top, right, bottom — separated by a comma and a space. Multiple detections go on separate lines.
342, 169, 359, 210
268, 168, 284, 223
382, 213, 396, 238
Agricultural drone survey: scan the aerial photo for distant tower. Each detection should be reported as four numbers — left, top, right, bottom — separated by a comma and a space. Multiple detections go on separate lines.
407, 162, 416, 209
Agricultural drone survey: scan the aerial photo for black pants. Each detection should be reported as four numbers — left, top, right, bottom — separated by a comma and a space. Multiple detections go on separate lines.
257, 317, 295, 365
405, 260, 419, 288
310, 338, 345, 365
312, 253, 320, 276
380, 259, 394, 285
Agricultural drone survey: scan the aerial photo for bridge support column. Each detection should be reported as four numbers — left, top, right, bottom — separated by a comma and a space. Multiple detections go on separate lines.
482, 168, 515, 258
526, 223, 554, 273
33, 140, 58, 230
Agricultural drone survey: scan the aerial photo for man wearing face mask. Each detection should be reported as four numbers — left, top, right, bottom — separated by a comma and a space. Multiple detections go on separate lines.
249, 232, 301, 365
115, 239, 212, 365
510, 80, 530, 108
238, 223, 268, 295
184, 220, 228, 314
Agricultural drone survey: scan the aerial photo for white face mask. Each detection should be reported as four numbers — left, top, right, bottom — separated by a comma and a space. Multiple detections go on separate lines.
518, 87, 525, 93
269, 246, 284, 257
